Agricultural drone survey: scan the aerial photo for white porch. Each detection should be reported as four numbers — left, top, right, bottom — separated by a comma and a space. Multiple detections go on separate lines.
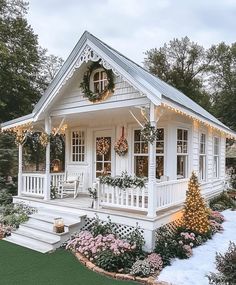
17, 172, 224, 216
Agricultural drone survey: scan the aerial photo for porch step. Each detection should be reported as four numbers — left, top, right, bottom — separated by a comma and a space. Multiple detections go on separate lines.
4, 207, 86, 253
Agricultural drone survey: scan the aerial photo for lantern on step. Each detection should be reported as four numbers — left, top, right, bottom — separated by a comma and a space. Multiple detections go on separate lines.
53, 217, 65, 233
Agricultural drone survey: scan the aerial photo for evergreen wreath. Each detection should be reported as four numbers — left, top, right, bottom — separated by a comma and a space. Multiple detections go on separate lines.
141, 122, 158, 144
80, 61, 114, 103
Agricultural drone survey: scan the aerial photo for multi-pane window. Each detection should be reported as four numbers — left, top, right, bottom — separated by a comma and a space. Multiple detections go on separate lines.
93, 69, 108, 94
134, 130, 148, 177
71, 130, 85, 162
177, 129, 188, 179
199, 133, 206, 181
213, 137, 220, 178
156, 128, 164, 179
133, 128, 165, 178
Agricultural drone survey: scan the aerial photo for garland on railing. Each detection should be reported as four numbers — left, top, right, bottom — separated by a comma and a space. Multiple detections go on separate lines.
80, 61, 114, 103
99, 171, 147, 190
114, 126, 128, 156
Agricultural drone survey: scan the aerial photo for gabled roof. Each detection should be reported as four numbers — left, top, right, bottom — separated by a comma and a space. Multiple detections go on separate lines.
1, 31, 236, 137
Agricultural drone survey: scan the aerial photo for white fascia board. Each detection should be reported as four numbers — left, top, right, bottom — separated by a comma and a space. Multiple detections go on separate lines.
86, 41, 162, 107
34, 42, 89, 121
1, 117, 33, 130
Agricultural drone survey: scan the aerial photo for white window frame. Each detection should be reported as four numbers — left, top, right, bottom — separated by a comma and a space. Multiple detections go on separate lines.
132, 127, 165, 178
213, 136, 220, 178
177, 128, 188, 179
70, 129, 86, 163
199, 132, 207, 181
156, 128, 165, 179
90, 68, 108, 94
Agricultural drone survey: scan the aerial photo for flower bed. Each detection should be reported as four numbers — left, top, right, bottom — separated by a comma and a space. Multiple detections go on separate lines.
65, 208, 225, 283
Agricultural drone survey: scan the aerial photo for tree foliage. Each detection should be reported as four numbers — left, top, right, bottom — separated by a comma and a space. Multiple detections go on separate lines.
209, 42, 236, 131
144, 37, 212, 110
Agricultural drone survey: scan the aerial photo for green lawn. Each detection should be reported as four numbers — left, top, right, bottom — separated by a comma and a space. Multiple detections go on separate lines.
0, 240, 134, 285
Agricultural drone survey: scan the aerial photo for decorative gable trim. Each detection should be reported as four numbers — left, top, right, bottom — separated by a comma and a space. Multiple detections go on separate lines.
34, 39, 162, 120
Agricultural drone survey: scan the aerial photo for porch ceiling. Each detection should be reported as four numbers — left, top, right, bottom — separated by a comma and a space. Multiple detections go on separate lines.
51, 106, 148, 128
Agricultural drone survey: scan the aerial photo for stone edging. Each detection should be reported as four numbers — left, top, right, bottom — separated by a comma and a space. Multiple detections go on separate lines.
75, 252, 168, 285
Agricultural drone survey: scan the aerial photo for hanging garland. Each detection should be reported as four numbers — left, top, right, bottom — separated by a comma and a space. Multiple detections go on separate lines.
39, 132, 51, 147
15, 132, 27, 146
80, 61, 114, 103
114, 126, 128, 156
96, 137, 110, 155
141, 122, 158, 144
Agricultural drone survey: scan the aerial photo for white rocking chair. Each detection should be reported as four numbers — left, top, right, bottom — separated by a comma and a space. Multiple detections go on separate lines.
59, 172, 84, 199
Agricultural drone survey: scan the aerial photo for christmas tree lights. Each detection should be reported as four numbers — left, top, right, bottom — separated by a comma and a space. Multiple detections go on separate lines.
183, 172, 210, 234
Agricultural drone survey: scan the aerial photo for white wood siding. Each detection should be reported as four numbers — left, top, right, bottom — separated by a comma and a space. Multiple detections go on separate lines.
192, 122, 199, 174
51, 76, 144, 113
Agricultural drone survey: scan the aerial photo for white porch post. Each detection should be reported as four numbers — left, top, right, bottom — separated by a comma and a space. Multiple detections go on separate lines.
18, 142, 23, 196
44, 116, 51, 200
147, 102, 157, 218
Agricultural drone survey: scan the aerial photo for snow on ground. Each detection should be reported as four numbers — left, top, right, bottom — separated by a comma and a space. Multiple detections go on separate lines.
158, 210, 236, 285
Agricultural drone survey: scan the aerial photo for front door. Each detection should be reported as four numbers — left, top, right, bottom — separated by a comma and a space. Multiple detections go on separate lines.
94, 130, 114, 179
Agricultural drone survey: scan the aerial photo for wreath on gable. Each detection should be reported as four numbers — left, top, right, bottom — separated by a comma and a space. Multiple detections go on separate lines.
80, 61, 114, 103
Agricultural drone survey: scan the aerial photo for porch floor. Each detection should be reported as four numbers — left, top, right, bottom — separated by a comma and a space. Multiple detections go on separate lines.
15, 194, 183, 221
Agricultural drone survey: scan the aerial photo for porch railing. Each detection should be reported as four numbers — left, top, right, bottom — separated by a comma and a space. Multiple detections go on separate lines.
155, 179, 188, 210
21, 173, 46, 198
98, 178, 189, 212
99, 183, 148, 211
20, 172, 65, 199
50, 172, 65, 187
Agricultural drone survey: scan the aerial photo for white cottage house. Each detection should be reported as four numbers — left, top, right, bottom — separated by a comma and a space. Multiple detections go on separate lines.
1, 31, 236, 252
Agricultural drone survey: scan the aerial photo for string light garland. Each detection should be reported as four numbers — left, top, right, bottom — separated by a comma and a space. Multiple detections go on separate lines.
182, 172, 210, 234
114, 126, 128, 156
162, 103, 234, 139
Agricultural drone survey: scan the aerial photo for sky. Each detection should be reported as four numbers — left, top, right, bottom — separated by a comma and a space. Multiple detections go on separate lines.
27, 0, 236, 65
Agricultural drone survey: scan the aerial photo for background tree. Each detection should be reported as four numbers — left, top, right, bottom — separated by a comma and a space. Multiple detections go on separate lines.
0, 0, 64, 177
182, 172, 210, 234
209, 42, 236, 131
144, 37, 212, 110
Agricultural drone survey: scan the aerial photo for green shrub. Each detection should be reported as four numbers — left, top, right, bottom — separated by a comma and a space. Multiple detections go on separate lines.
0, 189, 12, 205
95, 250, 134, 272
0, 203, 36, 228
89, 215, 114, 237
207, 242, 236, 284
209, 192, 236, 211
154, 228, 178, 266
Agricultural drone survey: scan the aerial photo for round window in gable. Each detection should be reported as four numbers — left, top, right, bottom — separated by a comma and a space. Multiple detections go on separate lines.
80, 62, 114, 103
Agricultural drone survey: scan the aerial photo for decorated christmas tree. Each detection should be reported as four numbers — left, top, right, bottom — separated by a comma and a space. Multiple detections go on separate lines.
182, 172, 210, 234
